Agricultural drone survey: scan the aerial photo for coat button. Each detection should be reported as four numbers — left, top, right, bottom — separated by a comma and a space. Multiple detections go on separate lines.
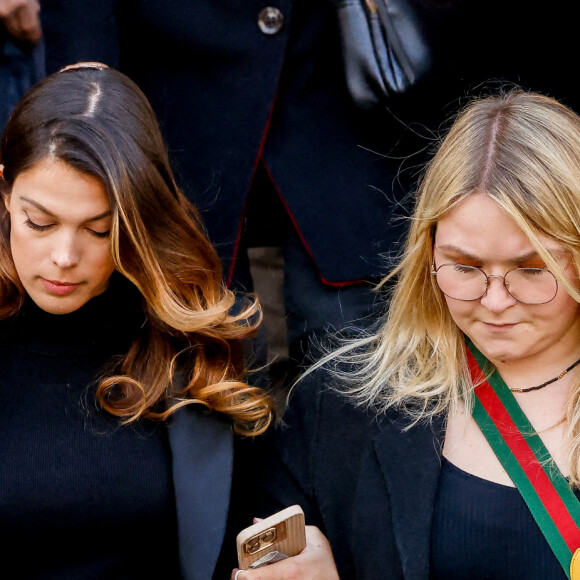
257, 7, 284, 35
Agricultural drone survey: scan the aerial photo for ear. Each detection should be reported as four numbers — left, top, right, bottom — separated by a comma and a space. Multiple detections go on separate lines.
0, 165, 9, 212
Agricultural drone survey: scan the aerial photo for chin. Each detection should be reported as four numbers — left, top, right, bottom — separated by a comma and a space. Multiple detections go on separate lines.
29, 294, 88, 315
469, 336, 525, 364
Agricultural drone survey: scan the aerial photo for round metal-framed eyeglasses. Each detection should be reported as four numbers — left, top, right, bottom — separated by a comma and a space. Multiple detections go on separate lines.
430, 263, 559, 305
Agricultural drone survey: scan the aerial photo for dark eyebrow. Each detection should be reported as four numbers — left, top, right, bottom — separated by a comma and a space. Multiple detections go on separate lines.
434, 244, 563, 264
20, 196, 112, 223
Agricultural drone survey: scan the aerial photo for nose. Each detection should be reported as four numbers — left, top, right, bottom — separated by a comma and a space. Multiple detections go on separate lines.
479, 275, 517, 312
51, 231, 80, 269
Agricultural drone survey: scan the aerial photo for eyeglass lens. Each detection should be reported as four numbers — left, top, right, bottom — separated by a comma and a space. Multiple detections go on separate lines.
433, 264, 558, 304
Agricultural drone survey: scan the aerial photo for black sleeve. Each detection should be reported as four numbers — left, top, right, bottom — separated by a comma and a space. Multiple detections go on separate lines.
236, 378, 325, 528
214, 378, 326, 577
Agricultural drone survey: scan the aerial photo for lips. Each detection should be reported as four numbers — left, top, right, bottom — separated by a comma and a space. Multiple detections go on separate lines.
41, 278, 81, 295
483, 321, 518, 331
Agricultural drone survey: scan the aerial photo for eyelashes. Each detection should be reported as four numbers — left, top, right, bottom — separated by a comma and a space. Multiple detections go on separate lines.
24, 218, 51, 232
88, 229, 110, 239
24, 218, 110, 239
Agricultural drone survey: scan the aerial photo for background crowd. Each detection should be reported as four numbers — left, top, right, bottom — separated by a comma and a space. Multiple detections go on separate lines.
3, 1, 580, 578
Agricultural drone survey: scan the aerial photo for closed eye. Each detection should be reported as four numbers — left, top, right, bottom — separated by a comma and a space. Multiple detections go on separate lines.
24, 218, 54, 232
88, 229, 110, 239
452, 264, 478, 274
519, 267, 547, 276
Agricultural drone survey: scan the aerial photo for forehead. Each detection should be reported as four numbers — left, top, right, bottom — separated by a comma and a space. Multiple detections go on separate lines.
11, 157, 110, 219
435, 193, 561, 259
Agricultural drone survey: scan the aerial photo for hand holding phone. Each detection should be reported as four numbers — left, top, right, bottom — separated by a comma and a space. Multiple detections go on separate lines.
236, 505, 306, 570
232, 523, 339, 580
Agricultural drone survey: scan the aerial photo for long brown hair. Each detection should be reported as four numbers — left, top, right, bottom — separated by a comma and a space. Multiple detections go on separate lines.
0, 65, 273, 435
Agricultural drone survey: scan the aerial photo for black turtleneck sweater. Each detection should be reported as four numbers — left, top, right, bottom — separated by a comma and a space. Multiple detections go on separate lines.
0, 275, 180, 579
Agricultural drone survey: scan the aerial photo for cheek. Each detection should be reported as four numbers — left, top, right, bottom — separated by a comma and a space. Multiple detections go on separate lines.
9, 222, 38, 268
551, 290, 580, 321
91, 245, 116, 283
444, 296, 472, 329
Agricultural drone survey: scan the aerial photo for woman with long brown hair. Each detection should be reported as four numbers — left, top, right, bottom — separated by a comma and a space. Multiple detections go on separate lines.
0, 62, 272, 579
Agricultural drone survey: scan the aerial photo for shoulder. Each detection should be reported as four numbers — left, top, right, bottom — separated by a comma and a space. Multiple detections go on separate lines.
276, 367, 446, 490
282, 367, 413, 444
266, 368, 418, 487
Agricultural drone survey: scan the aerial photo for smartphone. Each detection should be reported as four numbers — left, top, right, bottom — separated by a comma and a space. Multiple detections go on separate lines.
236, 505, 307, 570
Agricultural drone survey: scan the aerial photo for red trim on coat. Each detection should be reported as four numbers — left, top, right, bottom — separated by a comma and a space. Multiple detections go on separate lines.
226, 91, 279, 288
261, 160, 367, 288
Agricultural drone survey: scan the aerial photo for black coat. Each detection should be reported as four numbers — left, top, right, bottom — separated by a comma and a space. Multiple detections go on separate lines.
41, 0, 458, 284
231, 380, 446, 579
41, 0, 580, 285
169, 407, 235, 580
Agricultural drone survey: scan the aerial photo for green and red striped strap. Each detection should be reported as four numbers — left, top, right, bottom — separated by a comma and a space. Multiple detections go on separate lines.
467, 340, 580, 578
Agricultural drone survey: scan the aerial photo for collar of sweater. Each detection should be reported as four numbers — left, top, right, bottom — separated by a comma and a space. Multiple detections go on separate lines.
0, 273, 145, 357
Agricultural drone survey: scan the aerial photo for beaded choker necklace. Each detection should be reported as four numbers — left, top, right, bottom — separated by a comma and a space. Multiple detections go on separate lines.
508, 356, 580, 393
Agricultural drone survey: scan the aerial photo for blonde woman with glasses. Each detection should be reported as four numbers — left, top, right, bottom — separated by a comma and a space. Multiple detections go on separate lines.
231, 91, 580, 580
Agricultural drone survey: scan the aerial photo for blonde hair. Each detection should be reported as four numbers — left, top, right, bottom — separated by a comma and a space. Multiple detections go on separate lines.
321, 90, 580, 482
0, 66, 273, 436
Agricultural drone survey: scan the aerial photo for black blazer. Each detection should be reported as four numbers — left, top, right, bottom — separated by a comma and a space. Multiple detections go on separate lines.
232, 381, 446, 579
168, 405, 234, 580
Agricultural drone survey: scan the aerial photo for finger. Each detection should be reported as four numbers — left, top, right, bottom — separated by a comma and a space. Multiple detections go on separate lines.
16, 3, 42, 42
5, 2, 42, 43
233, 565, 284, 580
0, 0, 20, 20
305, 524, 333, 550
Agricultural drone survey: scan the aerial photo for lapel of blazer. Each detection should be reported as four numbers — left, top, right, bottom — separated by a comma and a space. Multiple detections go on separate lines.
373, 412, 445, 580
167, 404, 233, 580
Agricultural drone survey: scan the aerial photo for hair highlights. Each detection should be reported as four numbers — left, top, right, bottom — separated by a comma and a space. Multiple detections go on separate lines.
0, 66, 273, 435
319, 90, 580, 481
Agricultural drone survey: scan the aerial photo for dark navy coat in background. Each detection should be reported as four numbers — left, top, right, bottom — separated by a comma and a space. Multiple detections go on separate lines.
41, 0, 458, 285
41, 0, 580, 286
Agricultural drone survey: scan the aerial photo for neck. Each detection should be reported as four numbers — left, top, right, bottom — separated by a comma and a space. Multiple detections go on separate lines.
490, 347, 580, 396
507, 355, 580, 393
